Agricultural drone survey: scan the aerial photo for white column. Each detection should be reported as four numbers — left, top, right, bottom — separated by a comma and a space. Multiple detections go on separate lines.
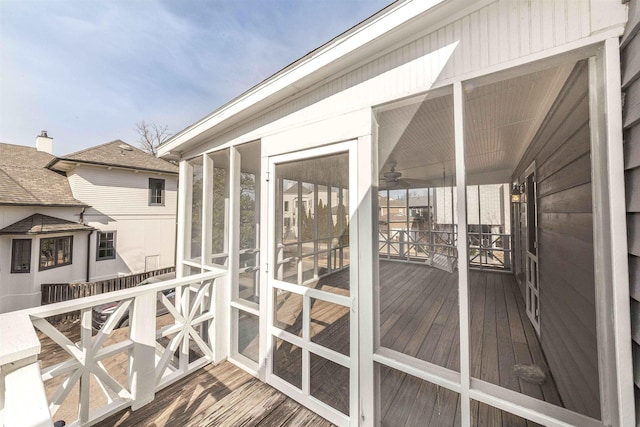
357, 133, 375, 427
589, 38, 635, 426
176, 160, 190, 277
130, 292, 157, 409
227, 148, 241, 360
203, 155, 214, 267
454, 81, 471, 426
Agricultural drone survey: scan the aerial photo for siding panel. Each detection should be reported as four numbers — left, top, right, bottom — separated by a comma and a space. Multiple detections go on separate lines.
624, 78, 640, 128
624, 125, 640, 169
622, 29, 640, 88
512, 61, 600, 419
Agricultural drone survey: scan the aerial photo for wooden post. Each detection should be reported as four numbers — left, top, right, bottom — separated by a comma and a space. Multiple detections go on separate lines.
454, 81, 471, 427
0, 312, 50, 427
130, 292, 157, 409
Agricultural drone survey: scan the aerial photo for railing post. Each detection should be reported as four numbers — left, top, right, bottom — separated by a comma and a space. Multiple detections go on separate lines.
129, 291, 157, 410
0, 312, 51, 427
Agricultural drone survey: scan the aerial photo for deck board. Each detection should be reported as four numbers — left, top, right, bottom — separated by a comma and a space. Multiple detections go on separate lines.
98, 362, 332, 427
55, 260, 560, 426
377, 261, 555, 426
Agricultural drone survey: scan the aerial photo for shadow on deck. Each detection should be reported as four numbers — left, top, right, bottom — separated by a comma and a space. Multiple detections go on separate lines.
40, 261, 559, 426
97, 361, 334, 427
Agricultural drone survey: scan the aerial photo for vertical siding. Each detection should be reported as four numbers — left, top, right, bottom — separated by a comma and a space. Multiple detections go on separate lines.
512, 61, 600, 419
622, 1, 640, 423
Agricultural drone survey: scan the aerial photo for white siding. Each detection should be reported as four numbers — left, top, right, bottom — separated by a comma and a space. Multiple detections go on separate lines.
67, 165, 178, 280
67, 165, 177, 216
0, 205, 89, 313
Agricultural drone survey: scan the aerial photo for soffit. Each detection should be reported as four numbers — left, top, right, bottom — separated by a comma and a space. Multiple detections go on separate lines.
377, 63, 573, 187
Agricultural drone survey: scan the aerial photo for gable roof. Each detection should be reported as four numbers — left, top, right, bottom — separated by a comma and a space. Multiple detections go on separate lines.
49, 140, 178, 174
0, 143, 86, 207
0, 213, 94, 235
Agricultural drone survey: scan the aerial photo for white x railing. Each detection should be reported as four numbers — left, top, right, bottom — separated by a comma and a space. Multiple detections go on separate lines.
0, 271, 223, 427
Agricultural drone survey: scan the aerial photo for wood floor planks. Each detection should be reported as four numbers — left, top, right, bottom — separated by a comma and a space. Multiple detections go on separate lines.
97, 362, 333, 427
92, 261, 560, 427
378, 261, 554, 426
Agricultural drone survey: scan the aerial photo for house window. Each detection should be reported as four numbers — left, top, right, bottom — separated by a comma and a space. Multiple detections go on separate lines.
97, 231, 116, 260
11, 239, 31, 273
149, 178, 165, 205
39, 236, 72, 270
284, 201, 289, 212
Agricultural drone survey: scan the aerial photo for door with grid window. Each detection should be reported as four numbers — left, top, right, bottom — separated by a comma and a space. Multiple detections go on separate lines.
267, 141, 357, 427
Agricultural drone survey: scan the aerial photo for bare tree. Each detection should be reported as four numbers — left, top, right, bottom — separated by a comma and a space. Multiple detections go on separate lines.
135, 121, 172, 155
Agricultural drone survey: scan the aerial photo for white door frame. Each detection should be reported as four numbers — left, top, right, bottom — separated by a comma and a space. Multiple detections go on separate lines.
265, 140, 359, 427
523, 162, 540, 335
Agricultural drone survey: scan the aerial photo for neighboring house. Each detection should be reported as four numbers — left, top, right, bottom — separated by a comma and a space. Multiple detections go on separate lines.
48, 139, 178, 282
0, 134, 178, 314
0, 136, 92, 313
156, 0, 636, 426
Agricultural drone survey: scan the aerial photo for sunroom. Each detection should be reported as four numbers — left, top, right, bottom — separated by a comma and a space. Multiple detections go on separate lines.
0, 1, 635, 426
158, 1, 634, 426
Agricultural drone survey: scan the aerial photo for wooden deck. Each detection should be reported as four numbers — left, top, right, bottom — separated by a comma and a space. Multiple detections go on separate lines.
39, 261, 560, 426
98, 361, 333, 427
378, 260, 560, 426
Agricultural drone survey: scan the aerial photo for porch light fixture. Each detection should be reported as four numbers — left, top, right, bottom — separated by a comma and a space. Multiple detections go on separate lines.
511, 184, 522, 203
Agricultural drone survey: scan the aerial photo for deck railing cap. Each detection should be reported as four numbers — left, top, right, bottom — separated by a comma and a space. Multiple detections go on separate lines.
0, 311, 40, 366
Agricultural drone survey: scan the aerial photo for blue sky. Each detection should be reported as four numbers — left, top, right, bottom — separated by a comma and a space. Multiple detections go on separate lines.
0, 0, 393, 155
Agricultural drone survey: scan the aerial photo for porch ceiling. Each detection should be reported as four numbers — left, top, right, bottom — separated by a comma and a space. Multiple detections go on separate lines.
377, 62, 575, 187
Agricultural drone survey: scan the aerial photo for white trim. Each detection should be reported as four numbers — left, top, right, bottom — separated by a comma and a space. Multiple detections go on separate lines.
523, 162, 541, 336
453, 81, 470, 426
470, 379, 606, 427
602, 37, 636, 426
228, 148, 241, 361
373, 347, 461, 393
356, 132, 375, 426
175, 160, 190, 278
271, 280, 351, 307
589, 38, 636, 426
266, 140, 358, 427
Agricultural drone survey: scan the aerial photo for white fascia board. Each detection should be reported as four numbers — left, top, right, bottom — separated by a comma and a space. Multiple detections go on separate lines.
158, 0, 451, 157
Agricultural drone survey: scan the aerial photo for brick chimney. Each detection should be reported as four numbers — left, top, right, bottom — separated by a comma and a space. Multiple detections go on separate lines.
36, 130, 53, 154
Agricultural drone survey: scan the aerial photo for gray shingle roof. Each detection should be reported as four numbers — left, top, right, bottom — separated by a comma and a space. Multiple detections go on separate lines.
0, 213, 93, 235
0, 143, 86, 206
52, 140, 178, 174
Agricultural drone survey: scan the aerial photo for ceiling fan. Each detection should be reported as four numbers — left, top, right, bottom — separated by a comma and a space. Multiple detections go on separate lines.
379, 161, 429, 189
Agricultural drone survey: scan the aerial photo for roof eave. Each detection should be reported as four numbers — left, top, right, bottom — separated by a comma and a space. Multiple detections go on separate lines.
0, 202, 88, 208
0, 227, 95, 236
157, 0, 461, 157
49, 158, 178, 175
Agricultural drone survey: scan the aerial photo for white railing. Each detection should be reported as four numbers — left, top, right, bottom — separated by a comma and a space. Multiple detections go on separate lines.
378, 228, 512, 272
276, 238, 349, 285
0, 271, 223, 427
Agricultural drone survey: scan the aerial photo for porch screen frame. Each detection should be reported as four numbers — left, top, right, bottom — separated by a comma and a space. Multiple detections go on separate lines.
369, 38, 633, 427
266, 140, 359, 427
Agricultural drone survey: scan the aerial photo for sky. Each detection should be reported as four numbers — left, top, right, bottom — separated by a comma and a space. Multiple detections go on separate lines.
0, 0, 394, 156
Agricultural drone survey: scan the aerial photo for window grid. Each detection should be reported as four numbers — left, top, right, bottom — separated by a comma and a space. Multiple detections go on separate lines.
149, 178, 165, 205
97, 231, 116, 260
